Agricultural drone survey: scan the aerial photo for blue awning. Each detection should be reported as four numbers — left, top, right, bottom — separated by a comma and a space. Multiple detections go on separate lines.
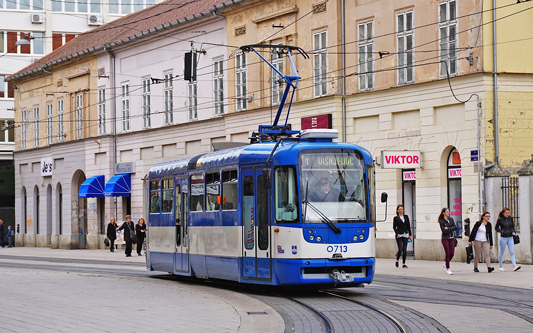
104, 174, 131, 197
79, 175, 105, 198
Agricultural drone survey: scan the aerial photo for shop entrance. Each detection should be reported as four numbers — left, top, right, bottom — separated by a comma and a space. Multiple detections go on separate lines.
402, 170, 416, 254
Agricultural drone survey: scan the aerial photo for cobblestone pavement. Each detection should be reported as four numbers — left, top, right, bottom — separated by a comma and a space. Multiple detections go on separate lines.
1, 248, 532, 332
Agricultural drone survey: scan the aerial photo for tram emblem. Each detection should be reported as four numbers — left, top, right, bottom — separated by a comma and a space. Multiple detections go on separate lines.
277, 245, 285, 254
292, 246, 297, 255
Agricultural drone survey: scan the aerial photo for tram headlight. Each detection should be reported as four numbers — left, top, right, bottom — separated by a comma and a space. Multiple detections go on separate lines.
309, 235, 315, 241
359, 234, 365, 240
316, 236, 322, 242
353, 235, 358, 241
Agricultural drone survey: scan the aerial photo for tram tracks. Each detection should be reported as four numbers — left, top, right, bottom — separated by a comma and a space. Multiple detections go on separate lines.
270, 290, 407, 333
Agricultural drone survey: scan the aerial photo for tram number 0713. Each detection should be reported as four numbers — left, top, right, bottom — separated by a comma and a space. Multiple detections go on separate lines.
327, 245, 348, 253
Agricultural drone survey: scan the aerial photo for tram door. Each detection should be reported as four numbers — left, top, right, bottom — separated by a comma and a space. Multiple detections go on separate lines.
242, 168, 271, 280
174, 178, 189, 273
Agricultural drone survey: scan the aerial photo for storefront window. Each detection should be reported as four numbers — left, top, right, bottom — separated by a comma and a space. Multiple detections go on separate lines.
447, 148, 462, 237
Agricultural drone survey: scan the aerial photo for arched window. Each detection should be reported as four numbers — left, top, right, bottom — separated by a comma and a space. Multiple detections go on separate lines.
447, 148, 462, 237
56, 183, 63, 235
21, 187, 27, 234
34, 185, 40, 234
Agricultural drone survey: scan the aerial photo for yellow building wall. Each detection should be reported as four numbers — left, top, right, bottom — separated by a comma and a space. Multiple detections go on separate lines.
13, 57, 98, 151
483, 0, 533, 74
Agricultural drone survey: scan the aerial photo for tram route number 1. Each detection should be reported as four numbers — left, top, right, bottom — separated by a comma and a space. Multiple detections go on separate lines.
327, 245, 348, 253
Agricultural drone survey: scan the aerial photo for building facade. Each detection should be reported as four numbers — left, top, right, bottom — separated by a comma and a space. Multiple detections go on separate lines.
0, 0, 162, 245
8, 0, 533, 263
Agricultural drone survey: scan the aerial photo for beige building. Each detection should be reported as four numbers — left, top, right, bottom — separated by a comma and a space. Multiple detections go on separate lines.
8, 0, 533, 263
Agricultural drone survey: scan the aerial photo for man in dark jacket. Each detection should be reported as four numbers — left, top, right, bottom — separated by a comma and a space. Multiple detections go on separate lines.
118, 215, 135, 257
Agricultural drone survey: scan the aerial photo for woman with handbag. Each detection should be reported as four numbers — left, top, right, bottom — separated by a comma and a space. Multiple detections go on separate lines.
495, 207, 521, 271
393, 204, 412, 268
106, 217, 118, 252
136, 218, 147, 256
439, 208, 456, 275
468, 212, 495, 273
118, 215, 135, 257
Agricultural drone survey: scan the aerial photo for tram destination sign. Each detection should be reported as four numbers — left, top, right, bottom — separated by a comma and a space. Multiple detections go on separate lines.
381, 150, 421, 169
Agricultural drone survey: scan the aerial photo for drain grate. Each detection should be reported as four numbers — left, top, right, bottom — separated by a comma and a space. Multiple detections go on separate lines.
246, 311, 267, 315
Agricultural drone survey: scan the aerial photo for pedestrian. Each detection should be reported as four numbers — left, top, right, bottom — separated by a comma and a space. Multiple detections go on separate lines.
439, 207, 456, 275
118, 215, 135, 257
393, 204, 411, 268
106, 217, 118, 252
7, 225, 14, 248
136, 218, 147, 256
468, 212, 495, 273
0, 219, 5, 248
495, 207, 521, 271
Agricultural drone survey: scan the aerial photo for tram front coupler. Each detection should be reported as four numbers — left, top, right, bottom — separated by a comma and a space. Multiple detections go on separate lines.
329, 269, 354, 286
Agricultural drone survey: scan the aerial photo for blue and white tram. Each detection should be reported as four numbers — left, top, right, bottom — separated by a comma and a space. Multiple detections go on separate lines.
145, 128, 381, 287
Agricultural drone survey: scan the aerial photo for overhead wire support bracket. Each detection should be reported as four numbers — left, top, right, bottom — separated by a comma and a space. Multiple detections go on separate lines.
229, 44, 309, 141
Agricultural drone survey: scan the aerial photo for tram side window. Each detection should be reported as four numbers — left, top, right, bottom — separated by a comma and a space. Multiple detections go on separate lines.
162, 178, 173, 213
222, 170, 238, 210
190, 173, 204, 211
275, 166, 299, 222
150, 180, 161, 213
206, 172, 220, 211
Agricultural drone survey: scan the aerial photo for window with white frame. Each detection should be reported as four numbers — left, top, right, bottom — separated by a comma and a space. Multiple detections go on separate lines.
271, 44, 284, 105
46, 103, 53, 145
0, 31, 44, 55
98, 88, 106, 135
213, 59, 224, 115
33, 105, 39, 147
0, 74, 15, 98
21, 109, 27, 149
121, 83, 130, 132
397, 11, 414, 85
188, 81, 197, 120
164, 72, 173, 124
439, 1, 457, 76
57, 99, 64, 142
4, 0, 44, 10
51, 0, 107, 13
313, 31, 328, 97
142, 78, 151, 128
75, 93, 83, 139
235, 53, 247, 111
108, 0, 156, 15
358, 21, 374, 91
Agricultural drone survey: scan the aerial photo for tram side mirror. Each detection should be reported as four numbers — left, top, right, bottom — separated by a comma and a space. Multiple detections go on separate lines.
262, 168, 272, 189
380, 192, 388, 203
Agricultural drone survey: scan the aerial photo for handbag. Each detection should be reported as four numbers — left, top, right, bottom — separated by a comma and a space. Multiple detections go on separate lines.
454, 238, 458, 247
513, 234, 520, 245
104, 238, 110, 247
128, 223, 137, 244
466, 244, 474, 264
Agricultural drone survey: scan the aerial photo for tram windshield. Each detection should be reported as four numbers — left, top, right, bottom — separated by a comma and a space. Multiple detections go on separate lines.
299, 149, 367, 223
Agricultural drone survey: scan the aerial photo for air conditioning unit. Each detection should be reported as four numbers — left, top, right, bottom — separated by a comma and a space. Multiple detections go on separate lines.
31, 14, 45, 24
87, 14, 103, 26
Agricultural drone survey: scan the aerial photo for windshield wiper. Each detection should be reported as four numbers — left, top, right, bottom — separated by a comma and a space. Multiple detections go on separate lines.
302, 199, 342, 234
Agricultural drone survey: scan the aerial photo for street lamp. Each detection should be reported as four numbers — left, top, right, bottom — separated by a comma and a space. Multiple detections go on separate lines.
15, 38, 32, 46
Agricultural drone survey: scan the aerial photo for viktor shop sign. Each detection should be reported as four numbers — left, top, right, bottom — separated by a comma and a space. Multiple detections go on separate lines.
381, 151, 421, 169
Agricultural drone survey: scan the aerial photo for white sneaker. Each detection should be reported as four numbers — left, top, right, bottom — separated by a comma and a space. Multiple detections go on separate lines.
443, 263, 447, 273
514, 266, 521, 271
499, 267, 506, 271
446, 269, 453, 275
